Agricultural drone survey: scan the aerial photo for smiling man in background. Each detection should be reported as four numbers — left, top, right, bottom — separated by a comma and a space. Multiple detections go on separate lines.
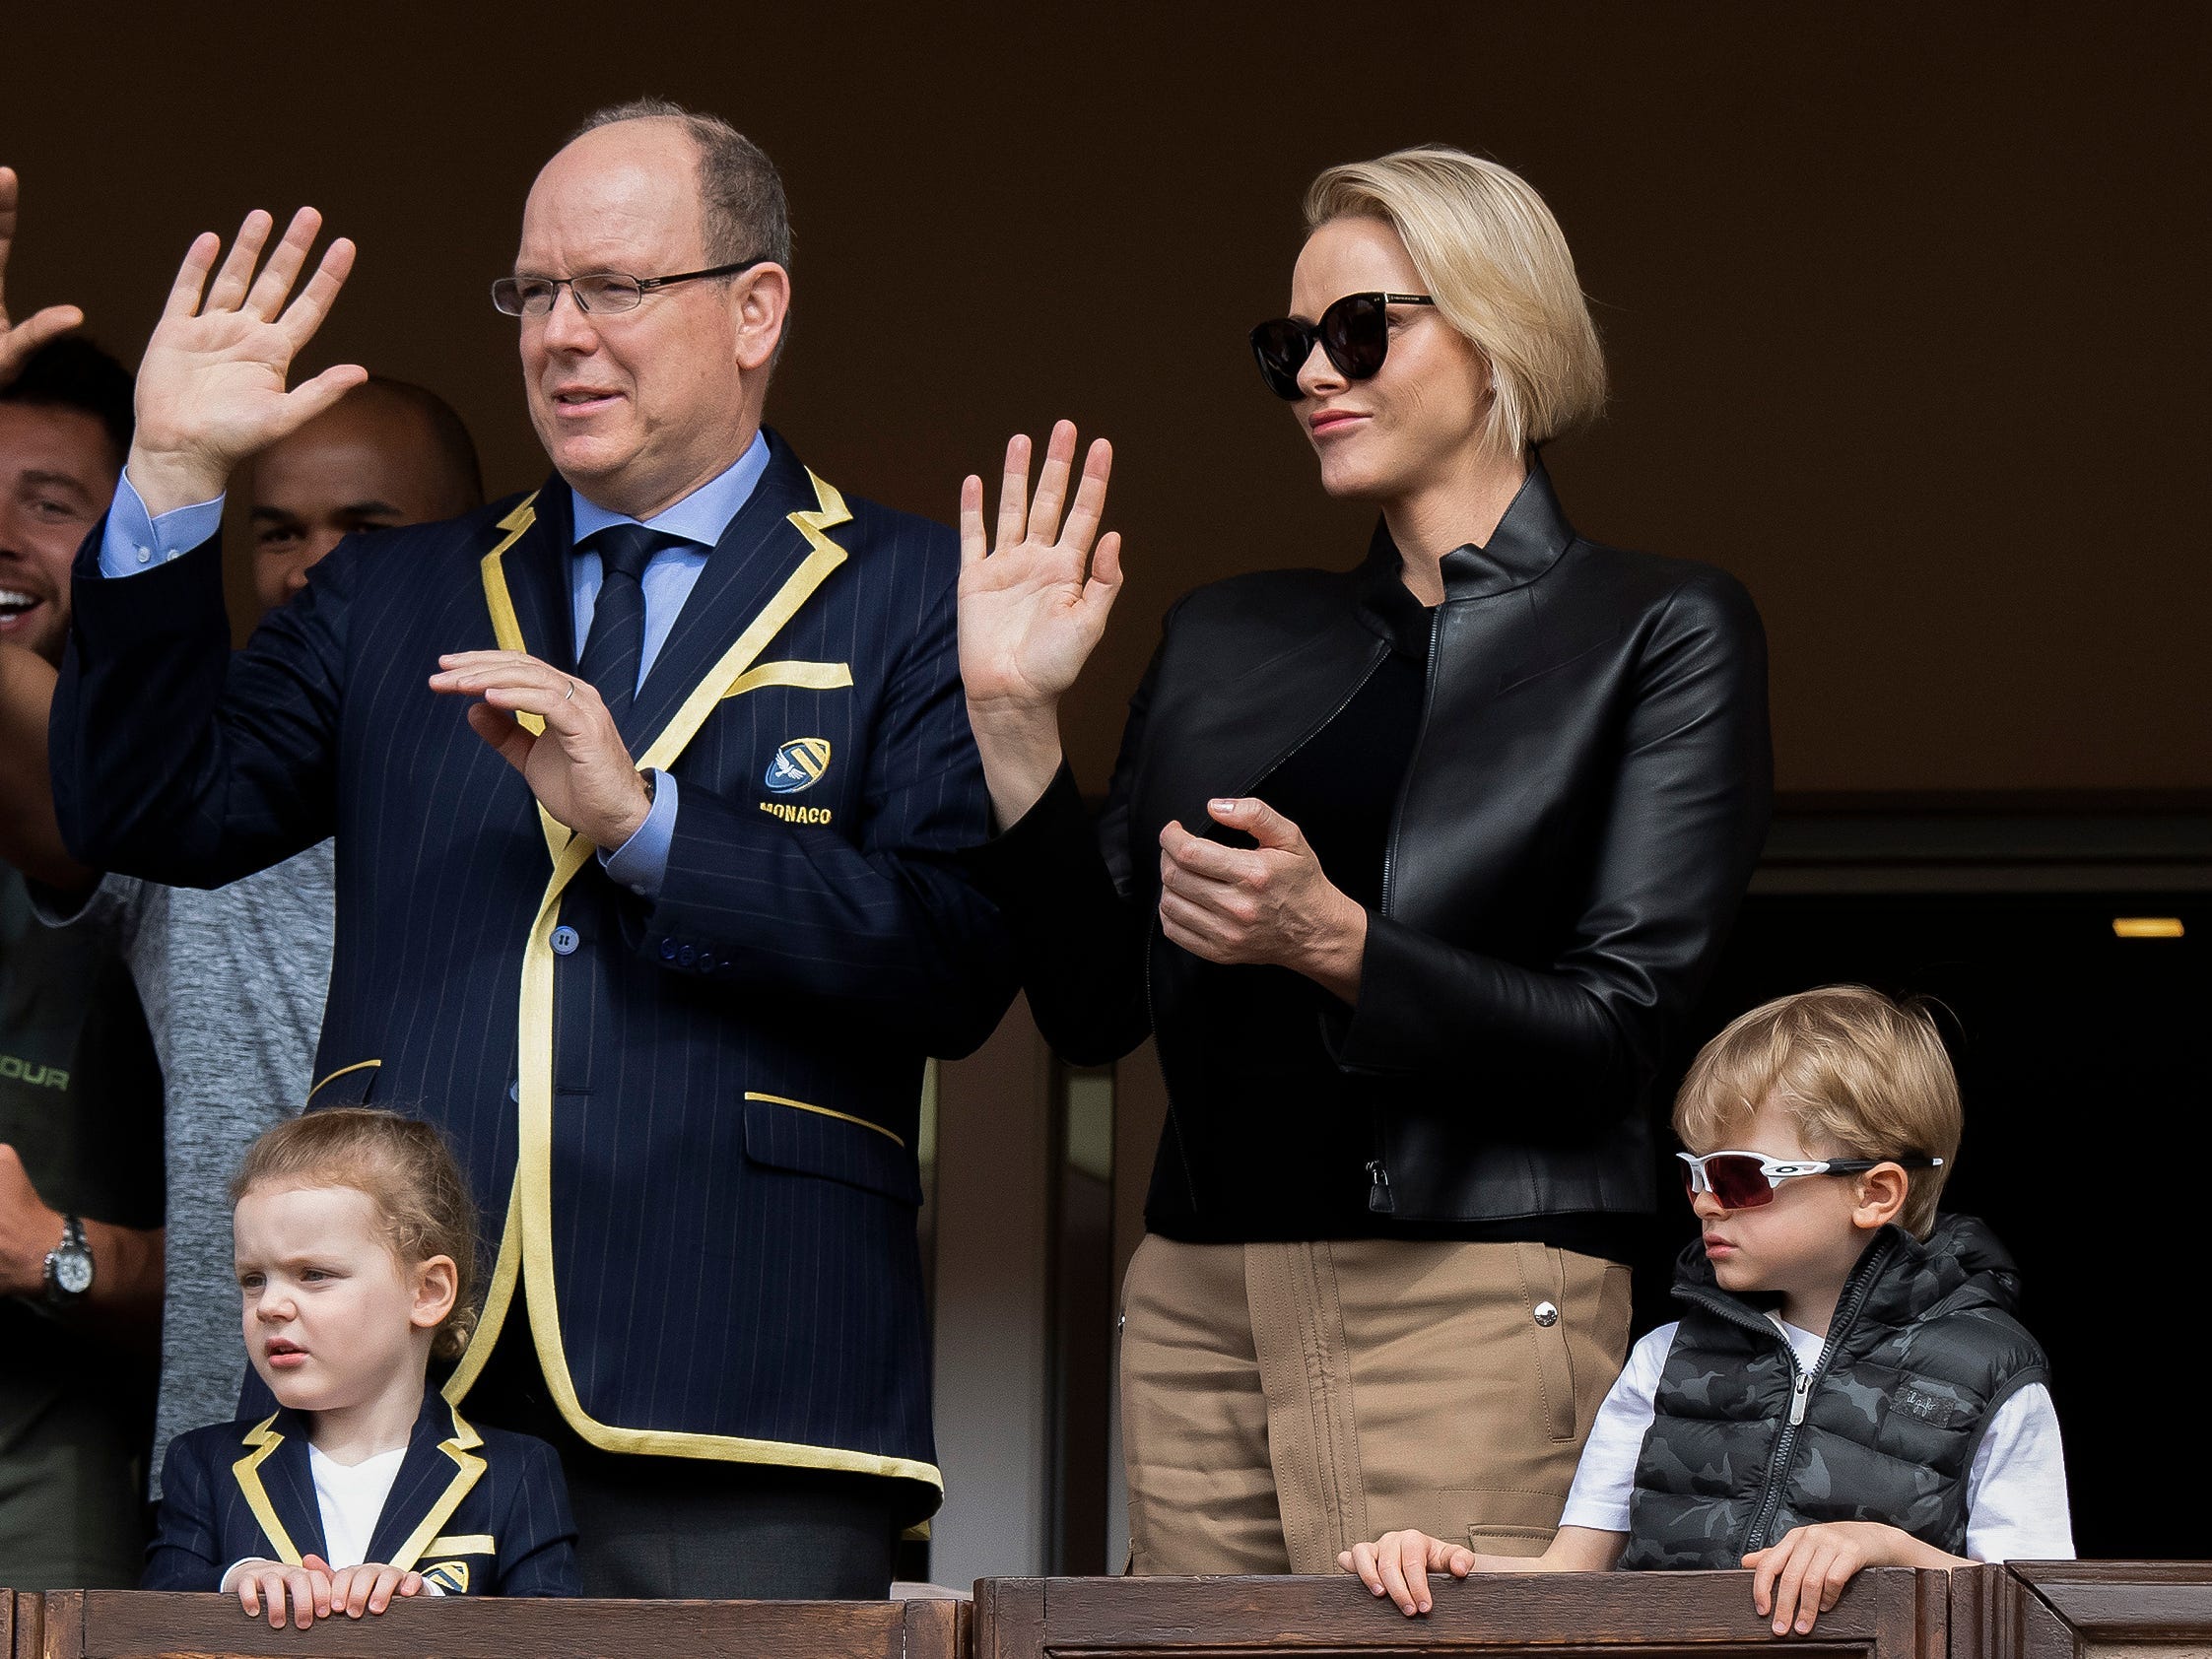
0, 165, 167, 1586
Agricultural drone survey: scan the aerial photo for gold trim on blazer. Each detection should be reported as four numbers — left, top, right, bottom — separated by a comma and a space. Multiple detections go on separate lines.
232, 1415, 304, 1566
478, 493, 571, 866
720, 660, 853, 699
454, 470, 944, 1493
388, 1404, 489, 1573
304, 1057, 381, 1107
745, 1091, 905, 1148
424, 1534, 495, 1556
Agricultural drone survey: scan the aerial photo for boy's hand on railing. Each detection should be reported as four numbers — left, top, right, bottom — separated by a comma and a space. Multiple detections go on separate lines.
1339, 1529, 1474, 1616
325, 1560, 427, 1616
1743, 1521, 1966, 1635
233, 1556, 334, 1628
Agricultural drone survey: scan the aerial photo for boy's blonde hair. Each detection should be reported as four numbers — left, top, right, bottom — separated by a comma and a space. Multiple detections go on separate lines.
1304, 146, 1607, 456
233, 1107, 481, 1361
1673, 987, 1963, 1238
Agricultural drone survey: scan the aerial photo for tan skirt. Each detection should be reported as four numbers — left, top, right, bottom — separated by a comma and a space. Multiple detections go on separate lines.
1118, 1233, 1632, 1574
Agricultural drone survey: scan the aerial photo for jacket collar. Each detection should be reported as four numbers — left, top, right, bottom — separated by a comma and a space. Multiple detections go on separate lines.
230, 1407, 326, 1566
1357, 450, 1578, 618
1670, 1213, 2025, 1341
620, 430, 831, 755
230, 1391, 487, 1573
498, 430, 834, 756
365, 1390, 489, 1570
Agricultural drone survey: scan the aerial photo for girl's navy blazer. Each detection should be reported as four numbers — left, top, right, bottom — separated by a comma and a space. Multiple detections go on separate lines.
144, 1391, 579, 1596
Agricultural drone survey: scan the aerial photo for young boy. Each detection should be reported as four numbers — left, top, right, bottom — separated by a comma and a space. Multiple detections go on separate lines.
1342, 986, 2071, 1635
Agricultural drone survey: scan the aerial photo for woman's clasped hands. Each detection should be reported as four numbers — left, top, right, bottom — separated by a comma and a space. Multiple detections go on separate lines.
1159, 798, 1367, 1003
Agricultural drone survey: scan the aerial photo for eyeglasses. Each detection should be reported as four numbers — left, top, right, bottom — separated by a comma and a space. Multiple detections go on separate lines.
491, 257, 768, 318
1677, 1149, 1945, 1210
1248, 292, 1435, 400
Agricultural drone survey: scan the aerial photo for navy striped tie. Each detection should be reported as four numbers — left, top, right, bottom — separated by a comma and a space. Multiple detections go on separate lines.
576, 525, 675, 722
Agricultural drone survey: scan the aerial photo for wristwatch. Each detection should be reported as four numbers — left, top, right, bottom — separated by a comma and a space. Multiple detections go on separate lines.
42, 1216, 94, 1306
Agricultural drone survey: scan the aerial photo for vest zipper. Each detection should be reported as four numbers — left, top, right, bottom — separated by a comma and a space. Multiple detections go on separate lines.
1143, 642, 1390, 1217
1736, 1233, 1899, 1555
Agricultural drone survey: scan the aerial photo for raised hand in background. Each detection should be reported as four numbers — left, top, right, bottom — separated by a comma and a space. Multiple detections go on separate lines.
0, 166, 84, 387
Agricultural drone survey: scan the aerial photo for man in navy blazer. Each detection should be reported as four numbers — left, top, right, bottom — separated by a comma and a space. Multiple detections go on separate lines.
52, 100, 1015, 1597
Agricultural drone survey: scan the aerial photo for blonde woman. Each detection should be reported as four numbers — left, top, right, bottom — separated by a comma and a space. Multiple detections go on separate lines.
959, 148, 1772, 1573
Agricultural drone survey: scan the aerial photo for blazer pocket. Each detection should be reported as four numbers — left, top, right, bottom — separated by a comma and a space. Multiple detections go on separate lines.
305, 1058, 381, 1108
741, 1094, 923, 1206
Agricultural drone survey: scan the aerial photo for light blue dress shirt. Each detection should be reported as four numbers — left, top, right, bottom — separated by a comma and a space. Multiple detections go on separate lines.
95, 431, 772, 900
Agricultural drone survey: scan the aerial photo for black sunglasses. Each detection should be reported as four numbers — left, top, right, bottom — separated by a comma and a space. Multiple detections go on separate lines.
1249, 292, 1435, 400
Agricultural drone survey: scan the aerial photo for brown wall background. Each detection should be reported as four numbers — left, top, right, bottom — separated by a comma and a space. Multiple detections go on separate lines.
7, 3, 2204, 793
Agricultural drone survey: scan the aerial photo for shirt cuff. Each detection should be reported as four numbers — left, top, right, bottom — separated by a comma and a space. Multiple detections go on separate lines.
97, 470, 226, 578
218, 1558, 268, 1593
599, 769, 677, 898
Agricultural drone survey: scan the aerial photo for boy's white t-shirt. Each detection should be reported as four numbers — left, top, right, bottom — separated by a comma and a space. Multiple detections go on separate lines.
1558, 1318, 2075, 1561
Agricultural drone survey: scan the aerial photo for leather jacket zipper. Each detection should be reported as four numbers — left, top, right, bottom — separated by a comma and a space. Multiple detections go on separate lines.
1142, 642, 1389, 1217
1376, 603, 1444, 918
1366, 602, 1442, 1206
1680, 1233, 1897, 1557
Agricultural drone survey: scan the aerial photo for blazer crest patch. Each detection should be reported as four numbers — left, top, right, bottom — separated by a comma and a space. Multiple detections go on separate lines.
765, 737, 833, 794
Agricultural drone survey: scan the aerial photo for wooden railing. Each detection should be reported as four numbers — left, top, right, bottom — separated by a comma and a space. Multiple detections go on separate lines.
978, 1570, 1943, 1658
5, 1565, 2206, 1659
15, 1588, 964, 1659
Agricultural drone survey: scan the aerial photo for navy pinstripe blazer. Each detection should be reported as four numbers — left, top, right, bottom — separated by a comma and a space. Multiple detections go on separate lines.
145, 1393, 578, 1595
55, 433, 1016, 1505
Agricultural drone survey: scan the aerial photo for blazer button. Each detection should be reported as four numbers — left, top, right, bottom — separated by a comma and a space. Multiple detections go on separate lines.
659, 939, 678, 961
1532, 1300, 1560, 1327
507, 1080, 520, 1103
678, 944, 696, 965
551, 925, 579, 956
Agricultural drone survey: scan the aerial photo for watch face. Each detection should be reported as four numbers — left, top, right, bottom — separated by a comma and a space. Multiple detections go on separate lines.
54, 1248, 95, 1295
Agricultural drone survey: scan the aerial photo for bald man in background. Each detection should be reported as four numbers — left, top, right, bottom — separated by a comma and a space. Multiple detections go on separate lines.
0, 371, 483, 1491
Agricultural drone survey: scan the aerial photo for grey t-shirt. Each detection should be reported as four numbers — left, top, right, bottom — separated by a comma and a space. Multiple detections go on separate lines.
35, 840, 334, 1493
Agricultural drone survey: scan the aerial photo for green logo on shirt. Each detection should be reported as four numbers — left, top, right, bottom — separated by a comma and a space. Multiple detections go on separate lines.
0, 1052, 69, 1091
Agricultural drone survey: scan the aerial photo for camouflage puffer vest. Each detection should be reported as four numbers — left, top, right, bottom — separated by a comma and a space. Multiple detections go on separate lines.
1620, 1213, 2047, 1570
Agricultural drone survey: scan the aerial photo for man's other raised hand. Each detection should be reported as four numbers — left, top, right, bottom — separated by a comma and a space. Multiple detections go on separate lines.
129, 208, 366, 516
0, 166, 85, 387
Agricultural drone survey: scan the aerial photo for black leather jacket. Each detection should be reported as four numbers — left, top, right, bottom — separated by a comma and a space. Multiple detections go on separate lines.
973, 461, 1771, 1231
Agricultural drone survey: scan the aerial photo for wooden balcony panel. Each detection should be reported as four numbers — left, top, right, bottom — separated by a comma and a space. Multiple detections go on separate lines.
36, 1588, 964, 1659
975, 1569, 1945, 1659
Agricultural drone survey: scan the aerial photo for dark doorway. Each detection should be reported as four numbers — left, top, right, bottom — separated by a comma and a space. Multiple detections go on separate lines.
1643, 887, 2209, 1559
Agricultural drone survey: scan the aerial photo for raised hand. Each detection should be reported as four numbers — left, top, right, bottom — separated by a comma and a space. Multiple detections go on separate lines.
958, 420, 1121, 823
0, 167, 85, 387
128, 207, 366, 516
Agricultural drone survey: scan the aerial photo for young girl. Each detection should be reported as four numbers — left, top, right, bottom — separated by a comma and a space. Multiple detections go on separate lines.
145, 1107, 578, 1624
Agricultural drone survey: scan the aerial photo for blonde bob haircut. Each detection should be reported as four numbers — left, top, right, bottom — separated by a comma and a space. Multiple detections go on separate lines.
1672, 986, 1964, 1240
1305, 147, 1606, 456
